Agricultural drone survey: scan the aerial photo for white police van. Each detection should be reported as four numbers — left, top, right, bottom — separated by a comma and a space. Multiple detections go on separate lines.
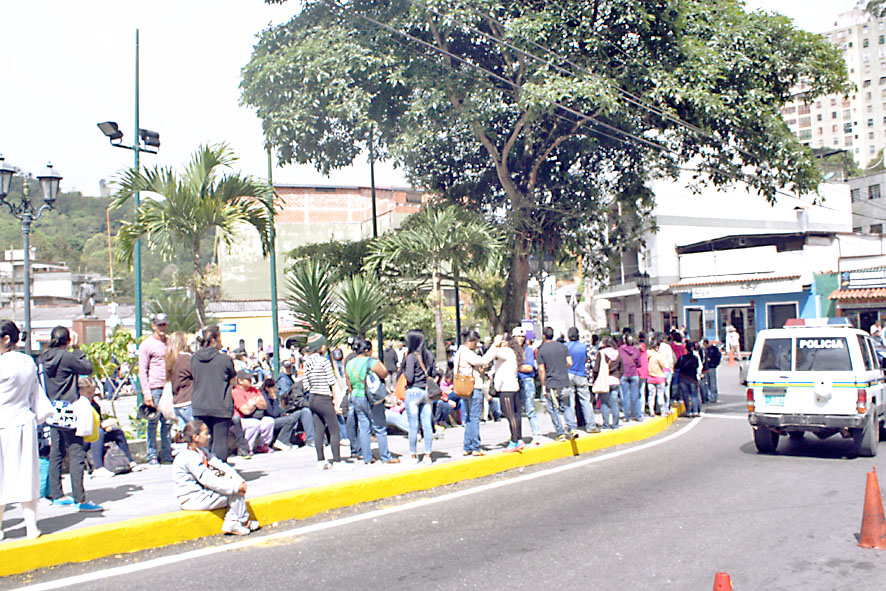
746, 318, 886, 456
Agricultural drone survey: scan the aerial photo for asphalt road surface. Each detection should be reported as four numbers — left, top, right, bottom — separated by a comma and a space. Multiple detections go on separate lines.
10, 383, 886, 591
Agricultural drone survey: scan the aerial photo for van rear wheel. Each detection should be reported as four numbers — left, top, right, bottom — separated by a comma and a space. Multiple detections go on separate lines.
853, 412, 879, 458
754, 426, 779, 453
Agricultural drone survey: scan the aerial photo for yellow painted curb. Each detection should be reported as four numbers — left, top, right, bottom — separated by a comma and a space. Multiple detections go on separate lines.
1, 405, 684, 577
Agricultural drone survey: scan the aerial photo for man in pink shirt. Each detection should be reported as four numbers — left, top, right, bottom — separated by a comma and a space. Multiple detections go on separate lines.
139, 313, 171, 465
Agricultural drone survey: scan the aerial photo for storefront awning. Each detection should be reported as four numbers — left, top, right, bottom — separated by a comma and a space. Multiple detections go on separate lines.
829, 288, 886, 301
670, 274, 801, 294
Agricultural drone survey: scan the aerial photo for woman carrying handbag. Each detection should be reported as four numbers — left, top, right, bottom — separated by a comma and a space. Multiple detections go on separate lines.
402, 329, 439, 464
453, 330, 495, 457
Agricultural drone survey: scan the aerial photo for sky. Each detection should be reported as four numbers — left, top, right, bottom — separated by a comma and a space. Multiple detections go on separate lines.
0, 0, 866, 196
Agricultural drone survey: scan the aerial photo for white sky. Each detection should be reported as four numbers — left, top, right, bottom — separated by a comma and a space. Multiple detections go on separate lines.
0, 0, 864, 195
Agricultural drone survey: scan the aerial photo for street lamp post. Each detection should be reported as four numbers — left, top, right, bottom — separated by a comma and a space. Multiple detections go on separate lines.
0, 157, 63, 354
565, 292, 580, 328
528, 253, 554, 332
636, 271, 651, 334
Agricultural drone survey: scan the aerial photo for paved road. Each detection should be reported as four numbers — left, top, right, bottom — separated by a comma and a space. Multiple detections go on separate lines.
9, 369, 886, 590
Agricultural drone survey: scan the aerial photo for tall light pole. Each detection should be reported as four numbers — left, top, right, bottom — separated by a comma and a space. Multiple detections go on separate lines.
369, 127, 384, 358
267, 147, 280, 376
528, 253, 553, 333
96, 30, 160, 345
636, 271, 651, 334
0, 157, 63, 354
565, 292, 580, 328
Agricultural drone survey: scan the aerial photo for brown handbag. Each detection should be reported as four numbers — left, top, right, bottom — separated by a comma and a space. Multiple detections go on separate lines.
453, 349, 476, 398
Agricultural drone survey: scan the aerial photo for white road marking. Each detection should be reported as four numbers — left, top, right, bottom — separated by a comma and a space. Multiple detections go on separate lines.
13, 418, 702, 591
701, 413, 748, 421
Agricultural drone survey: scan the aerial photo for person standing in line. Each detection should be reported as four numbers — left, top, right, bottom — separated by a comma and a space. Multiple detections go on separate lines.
486, 333, 528, 452
512, 327, 542, 444
537, 326, 577, 441
40, 326, 99, 510
0, 320, 52, 539
191, 325, 237, 463
402, 329, 438, 464
592, 337, 623, 429
669, 331, 687, 404
646, 335, 668, 416
618, 334, 642, 422
345, 339, 399, 465
565, 327, 600, 434
675, 341, 702, 417
704, 339, 722, 403
454, 329, 494, 457
304, 333, 349, 471
656, 332, 675, 415
138, 314, 172, 465
383, 341, 399, 394
637, 332, 651, 416
166, 331, 194, 431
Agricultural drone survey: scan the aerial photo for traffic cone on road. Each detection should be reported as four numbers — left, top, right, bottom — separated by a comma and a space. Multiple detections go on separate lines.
859, 466, 886, 549
727, 350, 735, 366
713, 572, 732, 590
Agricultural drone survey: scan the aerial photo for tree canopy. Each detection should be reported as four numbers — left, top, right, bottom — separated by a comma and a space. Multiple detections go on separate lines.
243, 0, 850, 329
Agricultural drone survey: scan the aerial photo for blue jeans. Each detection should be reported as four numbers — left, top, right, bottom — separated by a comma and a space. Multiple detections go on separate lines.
519, 377, 541, 437
293, 407, 315, 445
463, 388, 483, 452
704, 370, 719, 402
174, 405, 194, 431
544, 387, 576, 435
347, 403, 360, 457
569, 373, 596, 430
619, 376, 642, 421
353, 396, 392, 463
679, 379, 701, 415
405, 387, 433, 455
600, 384, 620, 428
146, 388, 172, 463
386, 409, 409, 434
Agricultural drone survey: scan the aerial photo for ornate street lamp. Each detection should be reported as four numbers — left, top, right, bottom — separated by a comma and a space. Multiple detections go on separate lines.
528, 253, 554, 332
565, 291, 580, 328
636, 271, 651, 334
0, 156, 63, 354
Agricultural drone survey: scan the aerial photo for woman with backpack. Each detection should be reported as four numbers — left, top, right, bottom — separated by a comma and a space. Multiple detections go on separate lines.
345, 339, 399, 465
675, 341, 702, 417
402, 329, 439, 464
592, 337, 624, 429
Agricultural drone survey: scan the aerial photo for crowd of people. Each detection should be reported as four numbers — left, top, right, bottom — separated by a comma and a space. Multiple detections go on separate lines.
0, 313, 725, 540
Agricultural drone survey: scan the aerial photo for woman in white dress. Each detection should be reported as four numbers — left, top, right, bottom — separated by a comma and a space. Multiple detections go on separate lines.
0, 319, 46, 540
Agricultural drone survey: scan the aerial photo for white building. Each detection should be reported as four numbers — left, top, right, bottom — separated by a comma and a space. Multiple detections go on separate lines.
783, 9, 886, 165
0, 249, 75, 309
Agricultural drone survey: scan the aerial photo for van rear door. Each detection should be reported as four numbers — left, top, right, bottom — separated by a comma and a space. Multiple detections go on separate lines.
752, 336, 793, 413
792, 335, 855, 415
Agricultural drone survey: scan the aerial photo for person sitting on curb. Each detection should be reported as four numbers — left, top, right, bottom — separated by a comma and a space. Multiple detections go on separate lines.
172, 420, 259, 536
79, 377, 138, 478
260, 377, 297, 450
231, 372, 275, 455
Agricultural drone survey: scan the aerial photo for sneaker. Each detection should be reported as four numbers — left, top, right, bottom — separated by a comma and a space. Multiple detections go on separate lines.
556, 433, 569, 442
471, 450, 486, 457
272, 440, 290, 451
38, 497, 54, 507
514, 441, 526, 452
504, 441, 518, 453
221, 521, 251, 536
419, 455, 433, 465
244, 520, 261, 532
384, 458, 401, 464
587, 426, 602, 434
316, 461, 332, 471
78, 501, 104, 512
255, 445, 271, 454
434, 424, 445, 433
463, 450, 472, 456
330, 461, 354, 472
92, 467, 115, 478
52, 496, 75, 506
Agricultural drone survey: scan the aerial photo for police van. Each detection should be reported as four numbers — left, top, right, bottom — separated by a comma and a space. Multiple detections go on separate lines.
745, 318, 886, 456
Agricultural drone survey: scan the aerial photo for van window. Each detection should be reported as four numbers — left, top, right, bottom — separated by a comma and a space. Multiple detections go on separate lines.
795, 337, 851, 371
758, 338, 792, 371
858, 335, 874, 370
866, 338, 882, 369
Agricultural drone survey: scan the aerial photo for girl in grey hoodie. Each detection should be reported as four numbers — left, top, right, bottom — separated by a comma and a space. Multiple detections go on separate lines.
172, 420, 259, 536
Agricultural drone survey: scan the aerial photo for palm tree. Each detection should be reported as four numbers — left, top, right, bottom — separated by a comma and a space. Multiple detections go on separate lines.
337, 274, 389, 339
144, 292, 213, 334
112, 144, 276, 326
286, 260, 343, 346
366, 204, 503, 365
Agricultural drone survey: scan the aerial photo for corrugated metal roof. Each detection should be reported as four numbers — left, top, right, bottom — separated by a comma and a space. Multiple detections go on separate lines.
670, 274, 801, 289
206, 300, 292, 314
829, 288, 886, 301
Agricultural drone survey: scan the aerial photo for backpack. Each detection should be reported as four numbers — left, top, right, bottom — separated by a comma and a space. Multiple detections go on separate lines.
103, 442, 131, 475
347, 357, 387, 406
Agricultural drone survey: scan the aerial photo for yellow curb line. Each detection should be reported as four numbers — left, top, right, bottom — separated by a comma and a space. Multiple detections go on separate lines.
0, 405, 685, 577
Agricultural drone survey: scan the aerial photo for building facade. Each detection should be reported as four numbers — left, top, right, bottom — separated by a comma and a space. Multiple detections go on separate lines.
849, 170, 886, 232
218, 184, 427, 301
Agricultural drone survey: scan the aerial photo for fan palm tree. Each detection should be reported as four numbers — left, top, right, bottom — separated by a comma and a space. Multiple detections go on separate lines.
112, 144, 277, 326
366, 204, 503, 364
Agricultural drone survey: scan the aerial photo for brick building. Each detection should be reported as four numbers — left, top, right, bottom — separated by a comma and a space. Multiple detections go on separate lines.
219, 184, 427, 300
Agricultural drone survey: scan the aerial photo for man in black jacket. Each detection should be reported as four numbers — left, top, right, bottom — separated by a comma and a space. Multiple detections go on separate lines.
40, 326, 101, 511
702, 339, 722, 403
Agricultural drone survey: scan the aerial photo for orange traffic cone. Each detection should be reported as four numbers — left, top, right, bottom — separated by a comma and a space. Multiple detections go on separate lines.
727, 349, 735, 366
713, 572, 732, 590
859, 466, 886, 549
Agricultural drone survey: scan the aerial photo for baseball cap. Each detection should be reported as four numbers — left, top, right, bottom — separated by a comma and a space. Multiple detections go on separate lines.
512, 326, 526, 337
151, 313, 169, 325
236, 370, 253, 381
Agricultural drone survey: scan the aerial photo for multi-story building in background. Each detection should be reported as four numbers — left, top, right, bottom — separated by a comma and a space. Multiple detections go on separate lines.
783, 9, 886, 166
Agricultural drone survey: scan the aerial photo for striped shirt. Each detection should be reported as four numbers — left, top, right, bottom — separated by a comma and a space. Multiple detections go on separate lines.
303, 353, 336, 397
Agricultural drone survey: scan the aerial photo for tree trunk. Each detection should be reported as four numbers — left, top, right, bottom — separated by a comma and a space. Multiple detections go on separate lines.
499, 251, 530, 334
432, 267, 446, 367
193, 246, 207, 328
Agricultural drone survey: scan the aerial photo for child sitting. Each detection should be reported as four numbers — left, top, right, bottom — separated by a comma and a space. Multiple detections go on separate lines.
172, 420, 259, 536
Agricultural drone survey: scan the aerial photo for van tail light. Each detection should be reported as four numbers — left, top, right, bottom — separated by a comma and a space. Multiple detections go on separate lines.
746, 388, 755, 412
857, 389, 868, 414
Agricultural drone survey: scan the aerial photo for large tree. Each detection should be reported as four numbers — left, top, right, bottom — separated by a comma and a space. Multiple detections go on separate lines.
242, 0, 850, 330
112, 144, 276, 326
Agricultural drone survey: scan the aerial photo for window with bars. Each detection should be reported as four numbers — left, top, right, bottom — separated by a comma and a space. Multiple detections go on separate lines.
869, 184, 881, 199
